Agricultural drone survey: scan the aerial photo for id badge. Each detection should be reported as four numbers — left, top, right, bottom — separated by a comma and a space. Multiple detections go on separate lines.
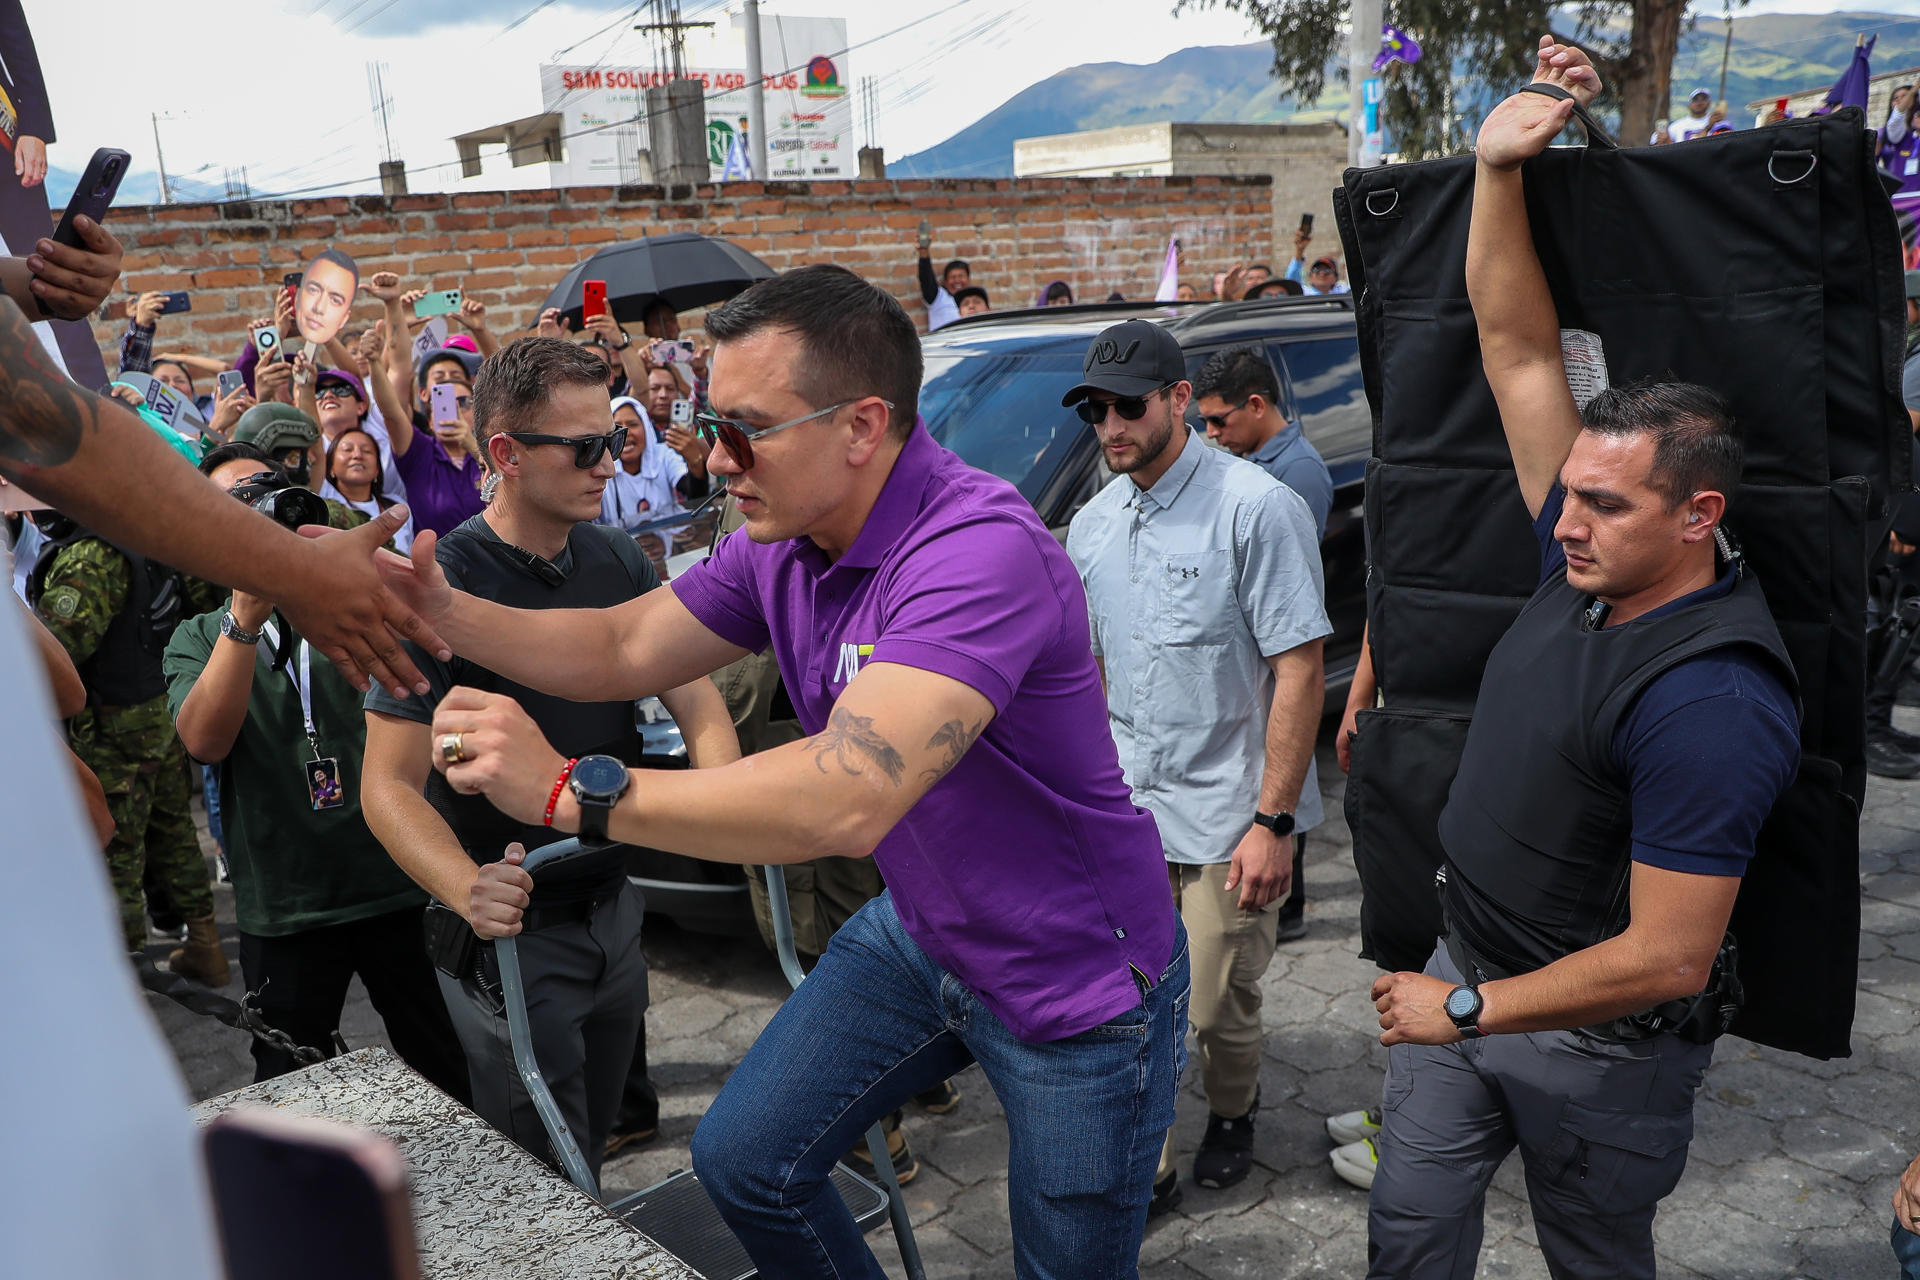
1907, 156, 1918, 177
307, 756, 345, 810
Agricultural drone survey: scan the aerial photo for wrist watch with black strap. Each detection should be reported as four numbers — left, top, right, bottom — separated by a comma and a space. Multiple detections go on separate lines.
1252, 810, 1295, 836
1446, 984, 1486, 1039
567, 754, 631, 844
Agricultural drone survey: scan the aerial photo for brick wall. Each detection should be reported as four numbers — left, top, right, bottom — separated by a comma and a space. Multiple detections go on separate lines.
88, 176, 1273, 357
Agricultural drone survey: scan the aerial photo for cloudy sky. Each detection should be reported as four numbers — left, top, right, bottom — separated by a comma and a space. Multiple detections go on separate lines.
21, 0, 1920, 201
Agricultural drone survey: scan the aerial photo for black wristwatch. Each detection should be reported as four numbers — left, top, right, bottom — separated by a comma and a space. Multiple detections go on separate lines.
219, 611, 263, 645
1252, 810, 1295, 836
613, 333, 631, 350
567, 754, 631, 844
1445, 984, 1486, 1039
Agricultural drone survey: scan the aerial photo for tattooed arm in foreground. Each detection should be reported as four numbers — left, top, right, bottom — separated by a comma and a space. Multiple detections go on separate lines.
0, 293, 447, 698
428, 661, 993, 867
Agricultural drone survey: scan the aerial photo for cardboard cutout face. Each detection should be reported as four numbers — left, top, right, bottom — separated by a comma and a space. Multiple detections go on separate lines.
295, 249, 359, 347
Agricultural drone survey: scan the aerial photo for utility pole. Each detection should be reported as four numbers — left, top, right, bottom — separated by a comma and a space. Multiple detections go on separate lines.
1347, 0, 1382, 168
151, 112, 173, 205
635, 1, 716, 187
1715, 2, 1735, 109
744, 0, 769, 181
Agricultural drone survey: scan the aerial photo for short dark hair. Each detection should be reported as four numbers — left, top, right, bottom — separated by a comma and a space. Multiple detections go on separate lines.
1043, 281, 1074, 304
943, 259, 970, 279
954, 286, 990, 307
325, 426, 388, 502
705, 264, 921, 439
310, 247, 359, 287
150, 357, 196, 393
471, 337, 610, 447
1248, 263, 1273, 275
198, 441, 273, 478
1193, 345, 1281, 408
417, 353, 474, 391
1578, 379, 1743, 511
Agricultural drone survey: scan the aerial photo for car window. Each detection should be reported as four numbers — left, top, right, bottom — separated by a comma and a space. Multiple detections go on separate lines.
920, 346, 1089, 499
1272, 338, 1370, 475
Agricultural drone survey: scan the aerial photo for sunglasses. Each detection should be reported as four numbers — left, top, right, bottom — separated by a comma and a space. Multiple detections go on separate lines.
1074, 383, 1174, 426
695, 398, 889, 470
315, 386, 358, 404
1195, 395, 1252, 431
501, 426, 628, 469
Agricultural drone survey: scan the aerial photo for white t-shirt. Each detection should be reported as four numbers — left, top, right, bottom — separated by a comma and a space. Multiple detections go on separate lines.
600, 441, 692, 533
1669, 113, 1713, 142
327, 404, 407, 506
0, 576, 222, 1278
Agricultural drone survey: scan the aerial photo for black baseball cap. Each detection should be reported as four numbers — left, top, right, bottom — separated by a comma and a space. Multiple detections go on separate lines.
1060, 319, 1186, 406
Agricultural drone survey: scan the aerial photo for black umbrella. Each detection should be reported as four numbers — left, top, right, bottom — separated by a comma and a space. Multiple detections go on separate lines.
541, 232, 777, 329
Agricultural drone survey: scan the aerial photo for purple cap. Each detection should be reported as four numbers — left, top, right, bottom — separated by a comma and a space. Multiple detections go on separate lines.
315, 368, 367, 401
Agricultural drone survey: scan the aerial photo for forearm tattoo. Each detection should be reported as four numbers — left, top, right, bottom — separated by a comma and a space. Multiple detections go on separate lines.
0, 300, 94, 469
921, 718, 984, 783
806, 708, 907, 786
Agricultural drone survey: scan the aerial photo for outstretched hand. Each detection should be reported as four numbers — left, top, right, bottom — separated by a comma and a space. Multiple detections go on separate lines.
283, 507, 451, 697
1476, 36, 1606, 172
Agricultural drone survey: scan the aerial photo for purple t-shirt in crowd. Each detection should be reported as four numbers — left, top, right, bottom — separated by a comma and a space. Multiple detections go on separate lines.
672, 425, 1176, 1043
391, 424, 485, 538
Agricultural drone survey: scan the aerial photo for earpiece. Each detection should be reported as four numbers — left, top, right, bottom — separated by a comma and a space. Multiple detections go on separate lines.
1688, 514, 1701, 524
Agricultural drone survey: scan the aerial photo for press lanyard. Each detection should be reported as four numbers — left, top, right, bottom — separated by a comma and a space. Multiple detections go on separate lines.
262, 621, 320, 758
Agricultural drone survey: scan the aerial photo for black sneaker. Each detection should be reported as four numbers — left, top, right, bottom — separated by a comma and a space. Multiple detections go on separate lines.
914, 1078, 962, 1114
1880, 724, 1920, 753
844, 1118, 918, 1187
1868, 735, 1920, 780
1147, 1168, 1182, 1217
1192, 1103, 1257, 1189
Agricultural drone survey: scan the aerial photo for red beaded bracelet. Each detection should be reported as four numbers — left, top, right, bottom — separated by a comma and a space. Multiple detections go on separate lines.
544, 758, 579, 828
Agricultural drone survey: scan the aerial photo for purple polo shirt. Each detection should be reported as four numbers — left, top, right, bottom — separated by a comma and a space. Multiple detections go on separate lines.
673, 426, 1175, 1042
391, 423, 485, 538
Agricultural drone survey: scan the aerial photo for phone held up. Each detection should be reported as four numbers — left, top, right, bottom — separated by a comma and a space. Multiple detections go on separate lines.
217, 369, 247, 400
412, 289, 462, 319
429, 381, 462, 425
252, 326, 283, 362
51, 148, 129, 252
670, 397, 694, 427
581, 279, 608, 322
204, 1110, 421, 1280
1299, 211, 1314, 236
651, 338, 696, 365
158, 291, 191, 315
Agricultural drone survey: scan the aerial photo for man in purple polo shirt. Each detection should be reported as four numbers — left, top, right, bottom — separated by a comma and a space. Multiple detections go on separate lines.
377, 264, 1188, 1277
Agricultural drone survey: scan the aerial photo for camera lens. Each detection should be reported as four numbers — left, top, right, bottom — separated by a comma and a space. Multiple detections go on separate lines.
252, 487, 329, 532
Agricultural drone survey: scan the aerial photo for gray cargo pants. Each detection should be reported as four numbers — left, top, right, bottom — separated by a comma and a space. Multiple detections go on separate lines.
438, 882, 648, 1182
1367, 944, 1712, 1280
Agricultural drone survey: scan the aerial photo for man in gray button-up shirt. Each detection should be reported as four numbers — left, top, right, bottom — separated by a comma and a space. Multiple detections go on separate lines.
1063, 319, 1330, 1212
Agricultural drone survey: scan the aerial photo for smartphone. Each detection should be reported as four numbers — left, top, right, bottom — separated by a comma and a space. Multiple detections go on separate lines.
158, 290, 191, 315
217, 370, 247, 399
204, 1111, 421, 1280
50, 147, 129, 251
252, 326, 283, 362
412, 289, 462, 319
283, 272, 303, 291
430, 382, 461, 424
651, 339, 696, 365
670, 398, 693, 427
581, 279, 608, 321
917, 217, 931, 250
1300, 212, 1314, 235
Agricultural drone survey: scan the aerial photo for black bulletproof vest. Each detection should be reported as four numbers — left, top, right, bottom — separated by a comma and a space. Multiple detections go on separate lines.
1439, 566, 1797, 977
425, 520, 652, 904
29, 531, 182, 708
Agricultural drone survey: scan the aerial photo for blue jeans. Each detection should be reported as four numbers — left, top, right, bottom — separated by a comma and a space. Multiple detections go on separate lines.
1894, 1220, 1920, 1280
692, 891, 1189, 1280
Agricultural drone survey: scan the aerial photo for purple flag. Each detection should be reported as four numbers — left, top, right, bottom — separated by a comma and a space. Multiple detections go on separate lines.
1824, 33, 1875, 114
1373, 23, 1422, 73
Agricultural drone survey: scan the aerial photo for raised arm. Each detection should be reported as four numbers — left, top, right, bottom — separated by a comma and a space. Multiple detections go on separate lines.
1467, 37, 1602, 519
361, 313, 416, 457
363, 274, 418, 452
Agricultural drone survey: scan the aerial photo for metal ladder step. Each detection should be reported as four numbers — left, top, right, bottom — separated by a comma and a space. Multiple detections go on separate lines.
608, 1163, 892, 1280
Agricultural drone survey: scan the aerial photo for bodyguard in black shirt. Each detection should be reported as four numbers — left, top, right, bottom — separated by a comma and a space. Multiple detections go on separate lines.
361, 339, 738, 1178
1363, 45, 1800, 1280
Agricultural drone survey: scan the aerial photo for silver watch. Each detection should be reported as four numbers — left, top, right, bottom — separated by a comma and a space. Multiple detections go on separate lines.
219, 611, 263, 645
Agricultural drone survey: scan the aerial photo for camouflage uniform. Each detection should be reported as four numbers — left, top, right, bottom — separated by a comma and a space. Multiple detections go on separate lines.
36, 538, 213, 952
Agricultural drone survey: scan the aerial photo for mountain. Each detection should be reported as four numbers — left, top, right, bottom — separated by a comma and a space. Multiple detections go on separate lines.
895, 11, 1920, 178
46, 164, 165, 211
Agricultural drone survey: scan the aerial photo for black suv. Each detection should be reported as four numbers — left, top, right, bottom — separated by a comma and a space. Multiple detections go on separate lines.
923, 294, 1369, 692
637, 294, 1371, 935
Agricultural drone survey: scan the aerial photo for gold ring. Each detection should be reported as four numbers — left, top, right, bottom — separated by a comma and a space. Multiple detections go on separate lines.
440, 732, 467, 765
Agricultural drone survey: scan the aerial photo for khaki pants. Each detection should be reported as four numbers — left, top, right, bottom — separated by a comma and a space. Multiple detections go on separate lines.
1158, 860, 1276, 1178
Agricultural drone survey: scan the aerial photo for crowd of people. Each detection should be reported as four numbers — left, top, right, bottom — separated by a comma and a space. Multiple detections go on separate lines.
10, 26, 1920, 1280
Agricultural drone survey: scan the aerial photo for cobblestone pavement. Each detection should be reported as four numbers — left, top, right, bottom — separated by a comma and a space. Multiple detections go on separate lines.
153, 724, 1920, 1279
